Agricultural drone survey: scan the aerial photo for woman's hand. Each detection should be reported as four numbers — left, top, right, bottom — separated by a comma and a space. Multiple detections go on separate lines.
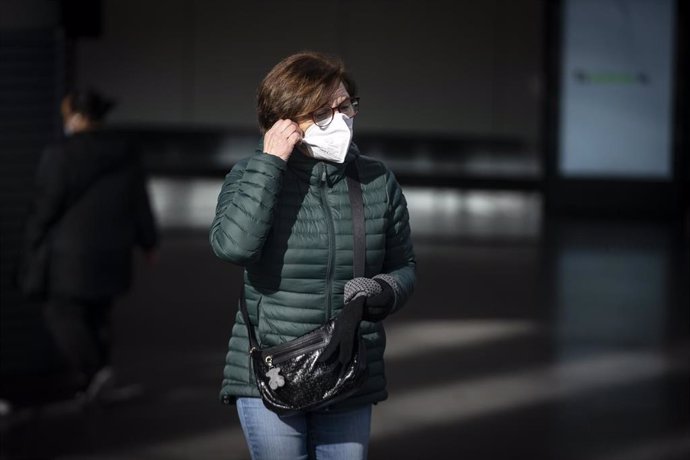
344, 275, 399, 322
263, 119, 303, 162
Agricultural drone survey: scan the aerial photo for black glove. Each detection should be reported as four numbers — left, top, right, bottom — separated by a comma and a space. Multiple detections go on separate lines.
317, 296, 364, 366
343, 275, 398, 322
363, 279, 395, 322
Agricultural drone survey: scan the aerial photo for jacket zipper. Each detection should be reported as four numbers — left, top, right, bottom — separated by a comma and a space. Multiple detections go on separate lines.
320, 163, 336, 324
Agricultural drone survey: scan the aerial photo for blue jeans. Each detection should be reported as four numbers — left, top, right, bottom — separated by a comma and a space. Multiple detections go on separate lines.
236, 397, 372, 460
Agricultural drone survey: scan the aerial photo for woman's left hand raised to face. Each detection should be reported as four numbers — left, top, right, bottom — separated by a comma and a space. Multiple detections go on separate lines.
263, 119, 303, 162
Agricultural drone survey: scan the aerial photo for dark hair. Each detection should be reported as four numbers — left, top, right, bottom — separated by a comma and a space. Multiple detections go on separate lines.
62, 89, 116, 122
257, 52, 356, 132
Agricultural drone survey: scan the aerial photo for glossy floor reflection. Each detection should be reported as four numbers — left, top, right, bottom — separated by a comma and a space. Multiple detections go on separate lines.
1, 191, 688, 460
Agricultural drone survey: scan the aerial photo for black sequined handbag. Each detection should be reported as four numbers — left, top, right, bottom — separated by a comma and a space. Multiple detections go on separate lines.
238, 161, 368, 416
240, 295, 368, 416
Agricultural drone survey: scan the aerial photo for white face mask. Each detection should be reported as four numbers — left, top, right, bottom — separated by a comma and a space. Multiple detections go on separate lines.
301, 113, 353, 163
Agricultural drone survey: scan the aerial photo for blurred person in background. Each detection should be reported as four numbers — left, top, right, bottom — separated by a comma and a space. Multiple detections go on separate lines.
210, 52, 416, 459
21, 89, 158, 402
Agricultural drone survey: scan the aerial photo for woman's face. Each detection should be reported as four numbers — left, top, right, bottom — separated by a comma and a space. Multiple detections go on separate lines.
297, 82, 351, 133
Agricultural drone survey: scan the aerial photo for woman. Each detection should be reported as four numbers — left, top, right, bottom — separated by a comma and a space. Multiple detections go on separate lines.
210, 52, 416, 459
23, 90, 158, 400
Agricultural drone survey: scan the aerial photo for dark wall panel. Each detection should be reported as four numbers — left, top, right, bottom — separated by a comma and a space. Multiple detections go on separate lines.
0, 29, 63, 379
74, 0, 544, 145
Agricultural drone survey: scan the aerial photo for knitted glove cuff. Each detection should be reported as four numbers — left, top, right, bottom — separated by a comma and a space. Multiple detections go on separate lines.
344, 277, 381, 304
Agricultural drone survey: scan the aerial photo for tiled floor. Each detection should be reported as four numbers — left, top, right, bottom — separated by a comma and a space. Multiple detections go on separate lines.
1, 189, 688, 459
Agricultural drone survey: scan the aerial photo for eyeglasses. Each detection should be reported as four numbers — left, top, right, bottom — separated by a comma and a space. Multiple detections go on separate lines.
311, 97, 360, 128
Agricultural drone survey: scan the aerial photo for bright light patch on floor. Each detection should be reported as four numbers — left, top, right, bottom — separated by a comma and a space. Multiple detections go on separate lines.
371, 347, 689, 439
588, 432, 690, 460
71, 345, 689, 460
385, 320, 539, 360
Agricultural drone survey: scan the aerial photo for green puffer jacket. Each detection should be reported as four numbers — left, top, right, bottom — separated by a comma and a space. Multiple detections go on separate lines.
210, 143, 416, 410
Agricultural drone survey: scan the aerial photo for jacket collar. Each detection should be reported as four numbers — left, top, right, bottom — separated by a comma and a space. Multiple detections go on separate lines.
257, 140, 360, 187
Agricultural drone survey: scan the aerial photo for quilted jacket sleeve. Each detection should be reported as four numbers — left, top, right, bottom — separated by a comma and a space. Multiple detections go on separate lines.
210, 151, 287, 265
382, 168, 416, 312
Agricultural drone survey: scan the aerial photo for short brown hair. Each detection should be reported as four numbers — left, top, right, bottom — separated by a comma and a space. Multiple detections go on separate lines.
257, 52, 353, 132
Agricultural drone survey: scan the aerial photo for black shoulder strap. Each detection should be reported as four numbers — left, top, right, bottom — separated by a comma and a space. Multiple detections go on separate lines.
346, 160, 365, 279
240, 160, 365, 350
239, 290, 259, 349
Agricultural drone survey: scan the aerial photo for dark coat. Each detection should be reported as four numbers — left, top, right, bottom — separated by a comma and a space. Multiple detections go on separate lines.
25, 130, 158, 300
210, 144, 416, 409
